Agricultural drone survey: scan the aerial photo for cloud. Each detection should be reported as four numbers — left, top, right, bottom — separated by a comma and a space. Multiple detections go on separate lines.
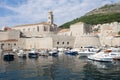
0, 0, 120, 28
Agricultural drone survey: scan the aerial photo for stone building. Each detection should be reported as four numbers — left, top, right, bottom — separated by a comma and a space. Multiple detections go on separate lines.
0, 11, 120, 50
12, 11, 58, 38
57, 22, 101, 48
10, 11, 75, 50
70, 22, 92, 36
0, 29, 20, 50
0, 39, 18, 51
93, 22, 120, 46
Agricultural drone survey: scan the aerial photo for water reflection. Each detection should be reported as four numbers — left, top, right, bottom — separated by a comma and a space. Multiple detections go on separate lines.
0, 53, 120, 80
83, 60, 120, 80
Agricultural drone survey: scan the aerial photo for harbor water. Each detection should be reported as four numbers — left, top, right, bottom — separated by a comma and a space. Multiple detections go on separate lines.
0, 53, 120, 80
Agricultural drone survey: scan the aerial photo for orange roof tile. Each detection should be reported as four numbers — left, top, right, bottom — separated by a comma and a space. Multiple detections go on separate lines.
107, 32, 118, 36
0, 39, 18, 42
58, 29, 70, 33
13, 22, 50, 28
104, 27, 112, 30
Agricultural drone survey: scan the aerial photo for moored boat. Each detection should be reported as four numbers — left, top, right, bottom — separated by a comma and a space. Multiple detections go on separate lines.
17, 50, 26, 58
28, 49, 39, 58
3, 53, 14, 61
88, 50, 120, 62
78, 48, 101, 57
49, 49, 58, 56
65, 50, 78, 56
39, 49, 49, 57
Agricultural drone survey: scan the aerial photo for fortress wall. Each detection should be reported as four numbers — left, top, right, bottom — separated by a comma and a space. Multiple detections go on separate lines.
18, 37, 53, 50
0, 30, 20, 40
0, 31, 8, 40
74, 35, 101, 48
112, 37, 120, 46
52, 35, 75, 48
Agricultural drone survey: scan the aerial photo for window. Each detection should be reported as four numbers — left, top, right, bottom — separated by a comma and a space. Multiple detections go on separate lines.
67, 42, 69, 45
14, 43, 16, 46
44, 26, 47, 31
28, 28, 30, 31
62, 42, 64, 44
57, 42, 59, 45
37, 26, 39, 32
48, 17, 50, 19
33, 28, 35, 31
8, 43, 10, 45
23, 29, 25, 32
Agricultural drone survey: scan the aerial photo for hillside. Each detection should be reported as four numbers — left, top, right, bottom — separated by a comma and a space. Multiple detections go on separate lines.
60, 3, 120, 29
86, 3, 120, 16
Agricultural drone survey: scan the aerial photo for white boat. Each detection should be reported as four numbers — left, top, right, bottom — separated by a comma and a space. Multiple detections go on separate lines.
88, 50, 120, 62
39, 50, 49, 56
17, 50, 26, 58
78, 48, 100, 57
28, 49, 39, 58
49, 49, 58, 56
12, 48, 18, 53
58, 48, 65, 52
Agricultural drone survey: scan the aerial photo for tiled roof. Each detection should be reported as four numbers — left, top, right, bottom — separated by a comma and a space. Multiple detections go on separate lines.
58, 29, 70, 33
103, 27, 113, 30
13, 22, 50, 28
0, 39, 18, 42
107, 32, 118, 36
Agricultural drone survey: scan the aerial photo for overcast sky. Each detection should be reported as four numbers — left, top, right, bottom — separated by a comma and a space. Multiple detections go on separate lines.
0, 0, 120, 28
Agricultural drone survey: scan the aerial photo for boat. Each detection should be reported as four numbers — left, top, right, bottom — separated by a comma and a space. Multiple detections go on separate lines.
78, 48, 100, 57
39, 49, 49, 57
3, 53, 14, 61
88, 50, 120, 62
49, 49, 59, 56
65, 50, 78, 56
17, 50, 26, 58
58, 48, 66, 52
12, 48, 18, 53
28, 49, 39, 58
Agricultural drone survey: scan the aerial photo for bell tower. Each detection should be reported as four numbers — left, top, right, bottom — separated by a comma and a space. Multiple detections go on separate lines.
48, 11, 54, 25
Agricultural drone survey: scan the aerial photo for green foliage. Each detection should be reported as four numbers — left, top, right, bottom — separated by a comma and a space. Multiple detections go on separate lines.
60, 13, 120, 29
118, 31, 120, 35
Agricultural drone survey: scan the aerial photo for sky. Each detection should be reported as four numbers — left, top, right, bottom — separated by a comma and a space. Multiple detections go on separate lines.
0, 0, 120, 28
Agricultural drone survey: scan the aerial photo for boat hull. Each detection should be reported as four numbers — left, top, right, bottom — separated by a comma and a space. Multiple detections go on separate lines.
28, 53, 38, 58
65, 51, 78, 56
3, 54, 14, 61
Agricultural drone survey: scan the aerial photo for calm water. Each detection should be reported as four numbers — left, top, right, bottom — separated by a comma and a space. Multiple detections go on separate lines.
0, 53, 120, 80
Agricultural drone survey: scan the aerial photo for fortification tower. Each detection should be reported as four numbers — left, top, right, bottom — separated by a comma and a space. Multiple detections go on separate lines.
48, 11, 54, 25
